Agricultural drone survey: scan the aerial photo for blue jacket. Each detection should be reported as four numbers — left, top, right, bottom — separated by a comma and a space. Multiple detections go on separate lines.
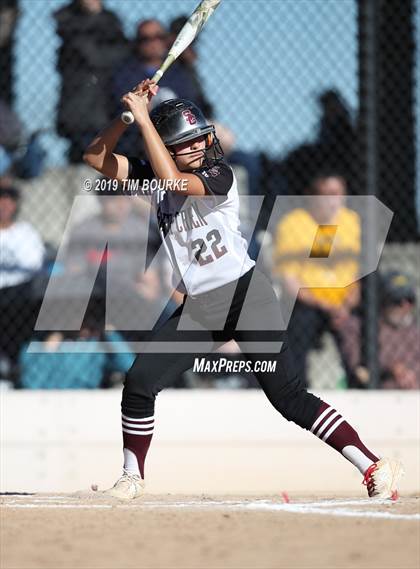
19, 331, 135, 389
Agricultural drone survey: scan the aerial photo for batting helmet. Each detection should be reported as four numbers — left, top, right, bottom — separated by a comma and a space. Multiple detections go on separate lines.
150, 99, 224, 165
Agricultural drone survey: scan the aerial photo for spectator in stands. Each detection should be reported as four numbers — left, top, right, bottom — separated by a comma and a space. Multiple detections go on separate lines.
0, 100, 23, 177
63, 194, 163, 336
317, 90, 357, 183
54, 0, 128, 163
0, 186, 45, 363
281, 89, 357, 196
111, 19, 209, 155
341, 270, 420, 389
19, 318, 135, 389
273, 171, 361, 387
0, 0, 19, 105
0, 100, 46, 180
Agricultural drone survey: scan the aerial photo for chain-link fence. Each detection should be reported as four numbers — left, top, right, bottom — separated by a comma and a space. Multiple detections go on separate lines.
0, 0, 418, 390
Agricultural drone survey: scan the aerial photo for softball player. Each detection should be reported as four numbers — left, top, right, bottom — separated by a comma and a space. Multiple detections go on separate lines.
84, 80, 403, 500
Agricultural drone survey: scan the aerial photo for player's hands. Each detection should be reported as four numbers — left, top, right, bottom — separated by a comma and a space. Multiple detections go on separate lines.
131, 79, 159, 100
121, 79, 159, 126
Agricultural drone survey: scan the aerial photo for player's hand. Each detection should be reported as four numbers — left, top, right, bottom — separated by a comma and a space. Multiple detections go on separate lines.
131, 79, 159, 101
121, 80, 159, 125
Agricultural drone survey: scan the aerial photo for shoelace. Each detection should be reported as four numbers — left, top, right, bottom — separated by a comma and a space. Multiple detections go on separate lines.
118, 470, 142, 484
362, 463, 378, 496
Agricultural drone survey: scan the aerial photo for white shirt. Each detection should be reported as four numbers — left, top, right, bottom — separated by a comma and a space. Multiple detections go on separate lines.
0, 221, 45, 289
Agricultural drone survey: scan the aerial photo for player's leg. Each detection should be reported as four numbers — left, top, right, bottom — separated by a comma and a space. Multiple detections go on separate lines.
233, 269, 403, 497
107, 302, 217, 498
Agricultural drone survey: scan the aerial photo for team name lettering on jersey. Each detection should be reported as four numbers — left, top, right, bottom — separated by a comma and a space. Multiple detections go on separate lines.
127, 157, 255, 295
157, 202, 208, 237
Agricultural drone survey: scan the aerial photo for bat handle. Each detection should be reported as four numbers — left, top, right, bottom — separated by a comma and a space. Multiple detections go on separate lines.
120, 70, 163, 125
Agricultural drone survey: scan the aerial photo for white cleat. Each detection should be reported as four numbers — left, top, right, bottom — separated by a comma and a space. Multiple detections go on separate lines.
103, 470, 145, 500
363, 458, 404, 499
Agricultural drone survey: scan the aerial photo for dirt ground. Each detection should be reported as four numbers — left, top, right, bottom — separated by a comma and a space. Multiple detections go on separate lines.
1, 493, 419, 569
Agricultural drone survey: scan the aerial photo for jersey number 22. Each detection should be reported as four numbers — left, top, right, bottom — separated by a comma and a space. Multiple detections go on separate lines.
191, 229, 228, 266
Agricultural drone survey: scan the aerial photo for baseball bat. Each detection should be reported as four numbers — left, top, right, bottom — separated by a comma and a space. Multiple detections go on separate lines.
121, 0, 222, 125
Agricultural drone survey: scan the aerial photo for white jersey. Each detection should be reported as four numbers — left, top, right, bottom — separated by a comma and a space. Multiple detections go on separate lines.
128, 159, 255, 296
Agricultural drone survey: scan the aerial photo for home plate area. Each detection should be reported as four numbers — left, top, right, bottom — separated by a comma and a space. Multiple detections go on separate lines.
1, 493, 419, 569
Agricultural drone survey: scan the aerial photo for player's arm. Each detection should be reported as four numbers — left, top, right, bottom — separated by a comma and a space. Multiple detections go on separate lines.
83, 118, 131, 180
122, 80, 206, 196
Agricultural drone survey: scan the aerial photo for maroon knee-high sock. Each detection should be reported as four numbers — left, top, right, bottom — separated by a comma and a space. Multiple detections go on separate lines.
310, 402, 379, 474
121, 414, 154, 479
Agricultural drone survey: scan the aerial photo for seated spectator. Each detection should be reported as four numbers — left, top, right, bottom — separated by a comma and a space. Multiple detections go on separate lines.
62, 194, 163, 335
0, 186, 45, 364
19, 319, 135, 389
0, 100, 45, 180
0, 100, 23, 177
341, 270, 420, 389
273, 171, 360, 387
111, 19, 210, 155
0, 0, 19, 105
54, 0, 128, 163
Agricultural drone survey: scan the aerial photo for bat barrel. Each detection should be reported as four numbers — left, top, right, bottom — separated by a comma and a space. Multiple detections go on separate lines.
152, 69, 164, 82
119, 0, 221, 125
